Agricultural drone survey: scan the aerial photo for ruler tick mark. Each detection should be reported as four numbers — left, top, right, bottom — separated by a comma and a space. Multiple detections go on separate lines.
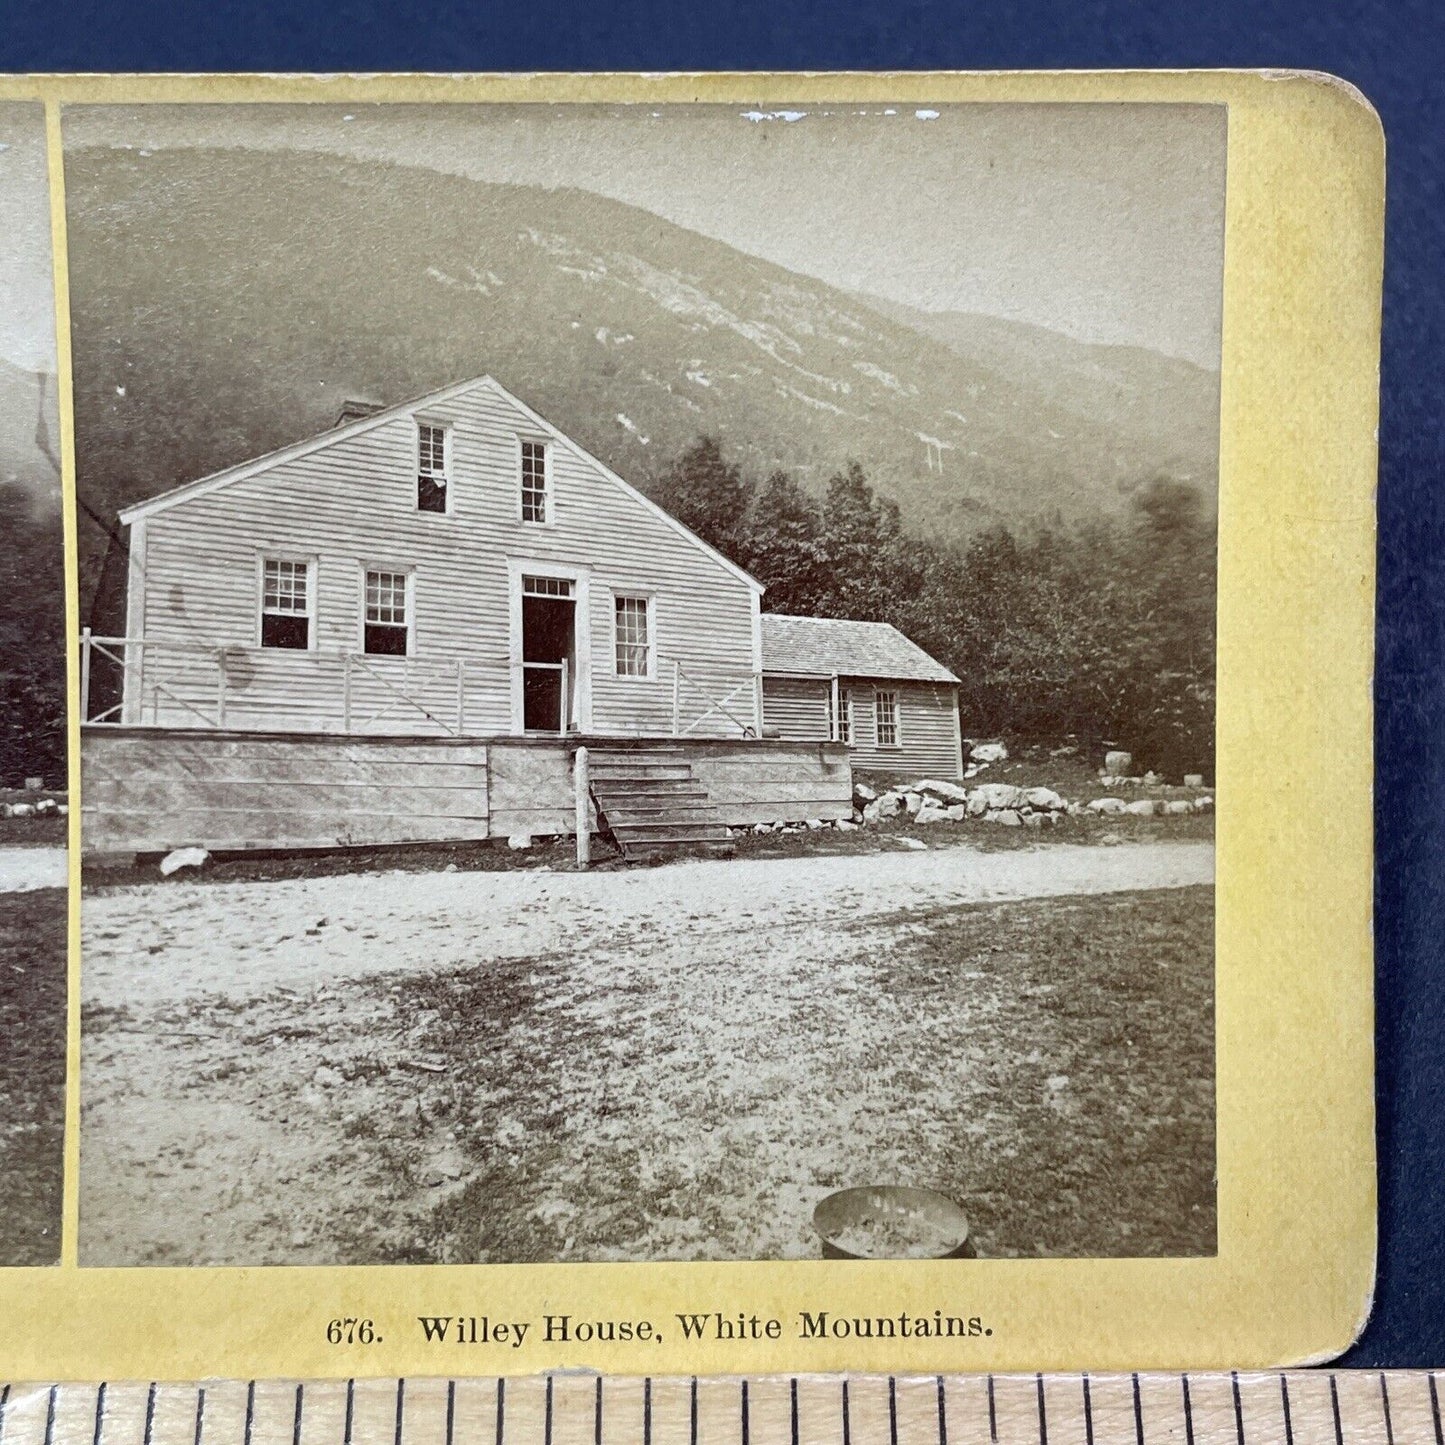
445, 1381, 455, 1445
291, 1384, 303, 1445
1430, 1374, 1443, 1445
644, 1378, 652, 1445
987, 1376, 997, 1445
242, 1384, 253, 1445
144, 1383, 157, 1445
1132, 1374, 1143, 1445
194, 1387, 206, 1445
393, 1380, 405, 1445
889, 1378, 898, 1445
937, 1375, 948, 1445
1036, 1374, 1048, 1445
1082, 1374, 1094, 1445
545, 1376, 554, 1445
689, 1378, 697, 1445
1329, 1376, 1343, 1445
1380, 1374, 1394, 1445
1279, 1375, 1294, 1445
1181, 1376, 1194, 1445
1231, 1372, 1243, 1445
791, 1377, 799, 1445
43, 1385, 57, 1445
0, 1382, 9, 1445
741, 1378, 750, 1445
842, 1379, 850, 1445
594, 1376, 602, 1445
93, 1381, 108, 1445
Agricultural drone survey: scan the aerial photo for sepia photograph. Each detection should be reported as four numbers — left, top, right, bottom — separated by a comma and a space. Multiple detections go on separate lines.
69, 100, 1222, 1267
0, 100, 68, 1267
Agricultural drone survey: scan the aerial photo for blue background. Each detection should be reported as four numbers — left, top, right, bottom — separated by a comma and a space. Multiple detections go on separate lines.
4, 0, 1441, 1366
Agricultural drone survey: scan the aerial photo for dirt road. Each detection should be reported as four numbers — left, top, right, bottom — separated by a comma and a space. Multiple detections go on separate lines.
82, 839, 1212, 1009
0, 847, 67, 893
80, 839, 1214, 1267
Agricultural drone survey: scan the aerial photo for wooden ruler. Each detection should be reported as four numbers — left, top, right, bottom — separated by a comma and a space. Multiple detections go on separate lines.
0, 1374, 1439, 1445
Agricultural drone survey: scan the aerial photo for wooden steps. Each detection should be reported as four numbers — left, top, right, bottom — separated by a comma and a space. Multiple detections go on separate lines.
586, 746, 733, 862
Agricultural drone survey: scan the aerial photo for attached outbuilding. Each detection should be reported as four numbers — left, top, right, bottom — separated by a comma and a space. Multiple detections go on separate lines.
761, 615, 963, 778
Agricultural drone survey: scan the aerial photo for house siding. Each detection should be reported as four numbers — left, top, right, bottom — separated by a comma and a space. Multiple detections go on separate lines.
125, 379, 759, 738
762, 673, 963, 778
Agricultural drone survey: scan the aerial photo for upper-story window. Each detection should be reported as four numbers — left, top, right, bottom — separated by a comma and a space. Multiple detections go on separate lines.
260, 557, 312, 650
417, 423, 449, 513
520, 439, 549, 523
364, 569, 411, 656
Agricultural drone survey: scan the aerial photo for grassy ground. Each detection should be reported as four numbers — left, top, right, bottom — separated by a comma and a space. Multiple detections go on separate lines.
0, 887, 67, 1265
0, 788, 67, 847
85, 880, 1212, 1263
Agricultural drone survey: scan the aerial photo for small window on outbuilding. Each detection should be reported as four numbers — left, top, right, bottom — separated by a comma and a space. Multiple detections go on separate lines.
364, 569, 410, 656
614, 595, 651, 677
260, 558, 312, 650
520, 439, 549, 522
417, 423, 449, 512
875, 688, 900, 748
828, 684, 853, 744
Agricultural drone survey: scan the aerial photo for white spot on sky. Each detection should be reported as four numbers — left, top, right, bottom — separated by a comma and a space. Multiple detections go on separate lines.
342, 114, 355, 122
115, 385, 126, 397
915, 109, 940, 120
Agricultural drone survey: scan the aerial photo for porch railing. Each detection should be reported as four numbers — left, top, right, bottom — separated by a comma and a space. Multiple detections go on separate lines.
666, 658, 764, 738
79, 631, 510, 737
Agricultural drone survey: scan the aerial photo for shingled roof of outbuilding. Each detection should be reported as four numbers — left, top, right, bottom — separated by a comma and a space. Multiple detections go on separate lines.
760, 614, 960, 684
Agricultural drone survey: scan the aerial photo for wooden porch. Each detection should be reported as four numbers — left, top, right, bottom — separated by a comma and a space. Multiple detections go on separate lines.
80, 726, 852, 859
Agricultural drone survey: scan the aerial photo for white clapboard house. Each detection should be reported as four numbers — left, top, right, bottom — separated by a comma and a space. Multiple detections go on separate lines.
82, 375, 961, 857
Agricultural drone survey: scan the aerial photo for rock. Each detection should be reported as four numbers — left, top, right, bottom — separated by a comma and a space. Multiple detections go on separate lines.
753, 822, 773, 834
805, 818, 825, 830
944, 804, 968, 822
903, 792, 924, 816
1104, 750, 1133, 775
312, 1065, 344, 1088
444, 862, 458, 872
969, 741, 1009, 763
1050, 745, 1079, 758
853, 782, 878, 803
1196, 796, 1214, 813
9, 803, 34, 818
159, 846, 209, 876
1087, 798, 1128, 815
23, 777, 42, 791
964, 763, 982, 778
915, 804, 952, 825
57, 803, 68, 816
895, 836, 928, 850
35, 798, 58, 815
1125, 799, 1161, 816
1164, 800, 1194, 815
1143, 770, 1163, 786
836, 819, 859, 832
1022, 786, 1067, 812
1183, 773, 1204, 789
994, 809, 1023, 826
507, 833, 534, 849
968, 782, 1026, 811
1022, 811, 1045, 828
913, 778, 970, 803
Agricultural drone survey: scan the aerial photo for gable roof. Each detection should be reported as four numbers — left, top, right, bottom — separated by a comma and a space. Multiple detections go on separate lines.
117, 375, 764, 596
761, 614, 960, 684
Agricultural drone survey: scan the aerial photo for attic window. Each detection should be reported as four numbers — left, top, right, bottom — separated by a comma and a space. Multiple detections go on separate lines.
520, 439, 549, 523
260, 558, 312, 650
417, 423, 449, 512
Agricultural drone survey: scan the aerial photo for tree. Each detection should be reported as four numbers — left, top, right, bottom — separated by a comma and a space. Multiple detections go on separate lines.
651, 436, 752, 559
737, 470, 827, 615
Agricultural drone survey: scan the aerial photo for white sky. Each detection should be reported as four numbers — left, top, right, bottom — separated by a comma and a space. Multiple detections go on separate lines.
63, 102, 1227, 368
0, 103, 58, 373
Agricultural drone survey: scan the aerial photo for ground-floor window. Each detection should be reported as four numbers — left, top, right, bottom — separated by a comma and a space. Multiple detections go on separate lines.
828, 683, 854, 743
874, 688, 900, 747
614, 594, 651, 677
364, 569, 411, 655
259, 557, 311, 650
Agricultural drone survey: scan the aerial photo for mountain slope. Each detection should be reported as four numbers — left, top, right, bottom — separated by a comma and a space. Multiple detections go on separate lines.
66, 146, 1219, 605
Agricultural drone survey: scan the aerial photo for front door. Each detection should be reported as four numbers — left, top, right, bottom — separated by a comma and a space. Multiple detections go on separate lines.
520, 574, 577, 733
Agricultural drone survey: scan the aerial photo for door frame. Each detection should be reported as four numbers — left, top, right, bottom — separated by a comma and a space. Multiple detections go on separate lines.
506, 556, 592, 735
